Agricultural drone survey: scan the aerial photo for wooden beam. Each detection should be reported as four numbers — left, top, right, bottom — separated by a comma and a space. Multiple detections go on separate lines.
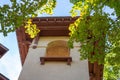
0, 73, 9, 80
19, 41, 31, 45
32, 34, 40, 49
40, 57, 72, 65
89, 62, 104, 80
16, 17, 79, 65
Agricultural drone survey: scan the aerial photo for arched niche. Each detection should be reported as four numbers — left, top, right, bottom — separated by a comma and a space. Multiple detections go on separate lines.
46, 40, 70, 57
40, 40, 72, 65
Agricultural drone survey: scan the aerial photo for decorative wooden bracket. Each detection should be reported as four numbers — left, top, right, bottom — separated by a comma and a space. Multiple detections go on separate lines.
32, 34, 40, 49
40, 57, 72, 65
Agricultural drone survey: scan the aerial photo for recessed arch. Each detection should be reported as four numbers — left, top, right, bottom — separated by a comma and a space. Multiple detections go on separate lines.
40, 40, 72, 65
46, 40, 70, 57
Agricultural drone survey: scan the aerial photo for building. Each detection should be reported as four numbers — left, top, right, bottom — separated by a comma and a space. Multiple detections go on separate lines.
0, 44, 9, 80
17, 16, 103, 80
0, 43, 9, 59
0, 73, 9, 80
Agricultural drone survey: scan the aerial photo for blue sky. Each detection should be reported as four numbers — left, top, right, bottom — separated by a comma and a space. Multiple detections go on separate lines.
0, 0, 73, 80
0, 32, 21, 80
0, 1, 21, 80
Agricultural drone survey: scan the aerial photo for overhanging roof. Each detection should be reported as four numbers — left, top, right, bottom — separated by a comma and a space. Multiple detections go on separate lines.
16, 16, 78, 65
0, 43, 9, 58
0, 73, 9, 80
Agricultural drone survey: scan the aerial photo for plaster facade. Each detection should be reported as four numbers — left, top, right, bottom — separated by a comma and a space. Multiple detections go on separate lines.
18, 36, 89, 80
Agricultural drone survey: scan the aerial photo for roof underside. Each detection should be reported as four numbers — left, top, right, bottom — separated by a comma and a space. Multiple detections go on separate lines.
0, 43, 9, 58
0, 73, 9, 80
16, 16, 78, 65
16, 16, 103, 80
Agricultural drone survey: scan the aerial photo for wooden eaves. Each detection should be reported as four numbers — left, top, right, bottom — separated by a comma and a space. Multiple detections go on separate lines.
16, 16, 78, 65
16, 16, 103, 80
0, 43, 9, 58
0, 73, 9, 80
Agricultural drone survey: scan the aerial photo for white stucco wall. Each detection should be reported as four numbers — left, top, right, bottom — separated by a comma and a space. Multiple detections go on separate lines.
18, 36, 89, 80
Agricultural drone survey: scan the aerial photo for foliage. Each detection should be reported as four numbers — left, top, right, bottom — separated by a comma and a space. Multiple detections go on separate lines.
104, 52, 120, 80
69, 0, 120, 79
0, 0, 120, 79
0, 0, 56, 37
24, 19, 40, 38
